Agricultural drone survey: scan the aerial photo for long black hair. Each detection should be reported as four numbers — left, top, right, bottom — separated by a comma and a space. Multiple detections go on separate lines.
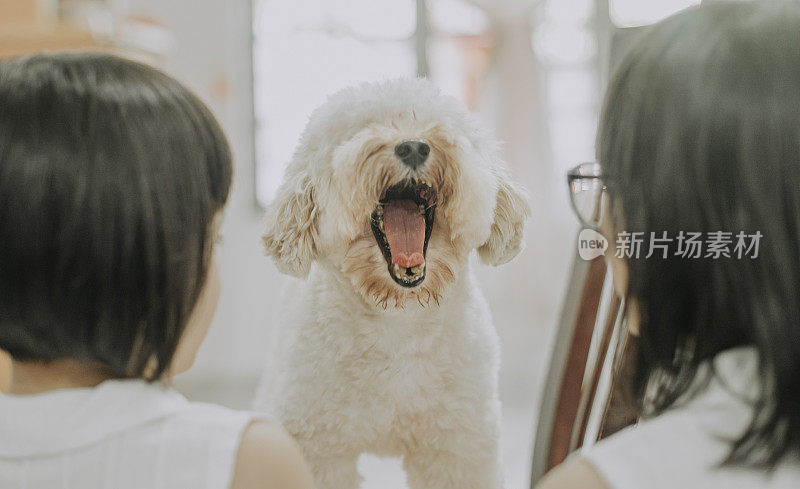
0, 52, 232, 380
598, 0, 800, 466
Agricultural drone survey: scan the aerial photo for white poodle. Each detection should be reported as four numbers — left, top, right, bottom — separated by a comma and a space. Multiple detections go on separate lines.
254, 78, 529, 489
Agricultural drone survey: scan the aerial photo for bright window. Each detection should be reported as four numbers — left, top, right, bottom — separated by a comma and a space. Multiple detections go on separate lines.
535, 0, 599, 172
609, 0, 700, 28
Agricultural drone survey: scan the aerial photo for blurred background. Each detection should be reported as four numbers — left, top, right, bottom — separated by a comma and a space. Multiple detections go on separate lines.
0, 0, 699, 487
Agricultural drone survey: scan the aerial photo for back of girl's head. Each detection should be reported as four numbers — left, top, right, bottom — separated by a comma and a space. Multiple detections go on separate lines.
0, 52, 232, 380
598, 0, 800, 467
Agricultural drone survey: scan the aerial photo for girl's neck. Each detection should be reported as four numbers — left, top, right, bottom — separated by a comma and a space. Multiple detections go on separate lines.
9, 358, 116, 395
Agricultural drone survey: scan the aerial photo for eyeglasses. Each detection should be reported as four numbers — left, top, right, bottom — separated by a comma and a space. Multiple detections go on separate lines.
567, 162, 608, 229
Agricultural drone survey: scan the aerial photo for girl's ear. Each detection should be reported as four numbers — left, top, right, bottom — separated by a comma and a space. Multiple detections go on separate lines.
478, 173, 530, 266
262, 170, 318, 278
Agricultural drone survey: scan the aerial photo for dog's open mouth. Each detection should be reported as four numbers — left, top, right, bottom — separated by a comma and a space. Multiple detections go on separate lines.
370, 180, 437, 288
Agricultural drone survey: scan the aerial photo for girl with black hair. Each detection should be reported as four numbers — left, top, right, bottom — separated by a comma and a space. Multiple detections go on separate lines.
0, 53, 315, 489
539, 1, 800, 488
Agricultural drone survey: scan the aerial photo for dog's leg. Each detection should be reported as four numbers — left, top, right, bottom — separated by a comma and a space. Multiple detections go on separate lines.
301, 451, 361, 489
400, 403, 503, 489
280, 408, 363, 489
402, 441, 502, 489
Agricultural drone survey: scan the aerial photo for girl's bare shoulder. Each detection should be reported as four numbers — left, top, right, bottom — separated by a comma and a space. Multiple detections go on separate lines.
230, 419, 316, 489
535, 458, 608, 489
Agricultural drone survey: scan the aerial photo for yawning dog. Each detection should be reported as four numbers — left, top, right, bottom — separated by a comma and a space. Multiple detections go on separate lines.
254, 78, 528, 489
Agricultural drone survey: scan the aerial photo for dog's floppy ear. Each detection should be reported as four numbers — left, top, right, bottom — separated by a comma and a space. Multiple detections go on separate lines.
262, 169, 318, 278
477, 172, 530, 266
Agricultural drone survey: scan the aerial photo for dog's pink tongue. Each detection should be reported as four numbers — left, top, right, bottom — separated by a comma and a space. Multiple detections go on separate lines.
383, 200, 425, 268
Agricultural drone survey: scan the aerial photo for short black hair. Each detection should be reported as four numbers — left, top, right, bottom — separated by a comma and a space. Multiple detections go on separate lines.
0, 52, 232, 380
599, 0, 800, 467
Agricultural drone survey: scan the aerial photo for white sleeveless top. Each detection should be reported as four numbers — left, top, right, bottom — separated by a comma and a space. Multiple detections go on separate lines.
0, 379, 262, 489
582, 347, 800, 489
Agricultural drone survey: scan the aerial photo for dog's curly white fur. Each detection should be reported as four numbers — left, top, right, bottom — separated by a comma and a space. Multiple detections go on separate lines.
255, 78, 529, 489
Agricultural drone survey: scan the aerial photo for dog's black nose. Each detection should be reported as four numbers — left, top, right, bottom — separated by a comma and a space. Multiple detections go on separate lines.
395, 140, 430, 169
